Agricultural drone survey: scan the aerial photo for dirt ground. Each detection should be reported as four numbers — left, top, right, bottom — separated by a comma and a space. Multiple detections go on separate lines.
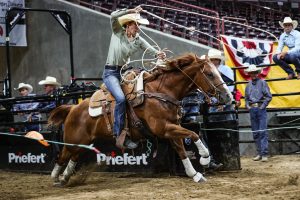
0, 155, 299, 200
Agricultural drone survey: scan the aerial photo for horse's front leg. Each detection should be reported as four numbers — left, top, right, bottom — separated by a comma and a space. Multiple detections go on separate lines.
165, 123, 211, 167
169, 138, 206, 182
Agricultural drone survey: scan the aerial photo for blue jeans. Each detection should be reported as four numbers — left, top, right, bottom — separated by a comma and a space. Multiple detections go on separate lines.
273, 53, 300, 75
25, 124, 40, 132
181, 93, 204, 122
102, 68, 126, 136
249, 107, 268, 156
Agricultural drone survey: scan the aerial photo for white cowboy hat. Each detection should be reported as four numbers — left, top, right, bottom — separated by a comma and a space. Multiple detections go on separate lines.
279, 17, 298, 29
38, 76, 61, 86
200, 55, 206, 59
14, 83, 33, 93
244, 64, 262, 74
208, 49, 225, 61
118, 13, 149, 26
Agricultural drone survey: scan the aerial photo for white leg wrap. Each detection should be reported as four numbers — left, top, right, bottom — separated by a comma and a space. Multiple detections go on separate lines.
62, 160, 77, 181
182, 158, 197, 177
51, 163, 63, 180
193, 172, 207, 183
200, 156, 211, 166
195, 139, 209, 157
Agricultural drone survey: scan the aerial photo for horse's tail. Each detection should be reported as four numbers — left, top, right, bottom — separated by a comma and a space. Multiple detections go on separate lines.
48, 105, 73, 127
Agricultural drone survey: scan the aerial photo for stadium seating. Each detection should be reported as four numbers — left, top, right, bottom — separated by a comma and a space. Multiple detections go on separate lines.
78, 0, 300, 46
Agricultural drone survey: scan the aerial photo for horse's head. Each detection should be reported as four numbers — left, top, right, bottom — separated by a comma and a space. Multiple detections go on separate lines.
194, 54, 233, 105
166, 53, 233, 105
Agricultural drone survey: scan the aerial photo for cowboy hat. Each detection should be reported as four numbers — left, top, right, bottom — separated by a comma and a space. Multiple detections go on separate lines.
14, 83, 33, 93
118, 13, 149, 26
244, 63, 262, 74
279, 17, 298, 29
208, 49, 225, 61
38, 76, 61, 86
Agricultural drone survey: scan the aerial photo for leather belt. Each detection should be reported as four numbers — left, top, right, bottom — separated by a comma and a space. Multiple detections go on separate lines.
250, 103, 262, 108
104, 65, 122, 70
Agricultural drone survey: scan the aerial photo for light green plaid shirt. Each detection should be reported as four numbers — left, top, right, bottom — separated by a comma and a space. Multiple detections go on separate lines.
105, 9, 158, 66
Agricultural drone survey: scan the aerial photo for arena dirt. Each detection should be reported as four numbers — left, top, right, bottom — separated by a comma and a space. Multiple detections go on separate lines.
0, 155, 299, 200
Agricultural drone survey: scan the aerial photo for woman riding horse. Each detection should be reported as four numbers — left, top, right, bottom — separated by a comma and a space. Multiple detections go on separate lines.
49, 53, 233, 186
103, 6, 165, 149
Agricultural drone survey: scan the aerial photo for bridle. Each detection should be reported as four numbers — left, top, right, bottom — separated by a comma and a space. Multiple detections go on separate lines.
173, 55, 226, 102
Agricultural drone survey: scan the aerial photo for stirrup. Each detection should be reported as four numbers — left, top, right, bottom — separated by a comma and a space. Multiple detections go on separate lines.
123, 137, 138, 149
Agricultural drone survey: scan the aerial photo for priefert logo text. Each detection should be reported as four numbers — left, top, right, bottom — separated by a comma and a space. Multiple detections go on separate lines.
97, 153, 148, 165
8, 153, 46, 164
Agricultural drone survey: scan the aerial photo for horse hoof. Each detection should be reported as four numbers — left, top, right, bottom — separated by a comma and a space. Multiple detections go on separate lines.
53, 181, 65, 187
193, 172, 207, 183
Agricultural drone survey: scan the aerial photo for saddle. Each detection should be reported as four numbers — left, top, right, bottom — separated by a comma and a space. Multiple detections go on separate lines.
88, 70, 151, 118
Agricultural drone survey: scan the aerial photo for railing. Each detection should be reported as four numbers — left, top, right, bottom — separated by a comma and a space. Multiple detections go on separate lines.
221, 16, 249, 38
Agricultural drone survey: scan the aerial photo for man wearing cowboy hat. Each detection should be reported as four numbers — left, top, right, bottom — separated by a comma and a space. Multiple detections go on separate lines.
38, 76, 61, 111
102, 6, 165, 150
244, 64, 272, 162
206, 49, 235, 121
273, 17, 300, 79
13, 83, 41, 132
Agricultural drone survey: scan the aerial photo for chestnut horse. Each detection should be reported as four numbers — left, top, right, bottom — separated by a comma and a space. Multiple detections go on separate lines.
49, 53, 233, 186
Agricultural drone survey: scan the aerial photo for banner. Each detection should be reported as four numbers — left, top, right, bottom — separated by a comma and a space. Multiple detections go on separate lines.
221, 35, 300, 108
0, 0, 26, 46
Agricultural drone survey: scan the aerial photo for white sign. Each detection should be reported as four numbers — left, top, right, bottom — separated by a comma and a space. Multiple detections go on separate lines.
97, 153, 148, 166
0, 0, 26, 46
8, 153, 46, 164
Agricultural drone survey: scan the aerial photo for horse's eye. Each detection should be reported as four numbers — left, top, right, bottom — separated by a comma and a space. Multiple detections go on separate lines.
207, 73, 214, 78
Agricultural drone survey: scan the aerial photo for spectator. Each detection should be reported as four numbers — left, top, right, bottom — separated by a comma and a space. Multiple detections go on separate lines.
13, 83, 41, 132
235, 89, 242, 108
272, 17, 300, 80
102, 6, 165, 149
38, 76, 61, 112
206, 49, 235, 121
181, 89, 205, 123
245, 64, 272, 162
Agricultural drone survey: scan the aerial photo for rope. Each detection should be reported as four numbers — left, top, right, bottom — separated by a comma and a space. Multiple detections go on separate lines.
202, 126, 300, 133
140, 4, 278, 57
0, 132, 100, 154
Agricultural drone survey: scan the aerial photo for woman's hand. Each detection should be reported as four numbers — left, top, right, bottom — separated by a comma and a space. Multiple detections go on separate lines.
129, 6, 143, 13
156, 51, 166, 60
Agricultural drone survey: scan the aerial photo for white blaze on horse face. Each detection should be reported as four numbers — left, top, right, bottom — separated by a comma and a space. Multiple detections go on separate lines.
207, 62, 233, 105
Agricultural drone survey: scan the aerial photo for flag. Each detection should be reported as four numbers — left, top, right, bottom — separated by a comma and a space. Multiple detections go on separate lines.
221, 35, 273, 80
221, 35, 300, 108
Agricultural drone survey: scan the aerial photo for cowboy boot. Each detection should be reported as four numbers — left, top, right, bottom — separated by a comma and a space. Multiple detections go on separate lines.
115, 129, 138, 150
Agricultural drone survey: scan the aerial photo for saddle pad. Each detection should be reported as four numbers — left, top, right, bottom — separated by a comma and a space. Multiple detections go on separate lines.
89, 106, 103, 117
89, 90, 106, 108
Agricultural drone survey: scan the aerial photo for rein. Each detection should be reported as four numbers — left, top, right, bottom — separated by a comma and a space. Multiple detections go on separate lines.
143, 92, 180, 107
171, 55, 224, 102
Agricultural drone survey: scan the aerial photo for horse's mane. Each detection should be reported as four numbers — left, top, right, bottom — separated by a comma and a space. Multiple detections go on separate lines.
166, 53, 196, 70
143, 53, 196, 83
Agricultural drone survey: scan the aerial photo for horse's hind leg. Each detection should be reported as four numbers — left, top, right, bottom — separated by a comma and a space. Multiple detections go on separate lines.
51, 146, 71, 186
59, 148, 82, 186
